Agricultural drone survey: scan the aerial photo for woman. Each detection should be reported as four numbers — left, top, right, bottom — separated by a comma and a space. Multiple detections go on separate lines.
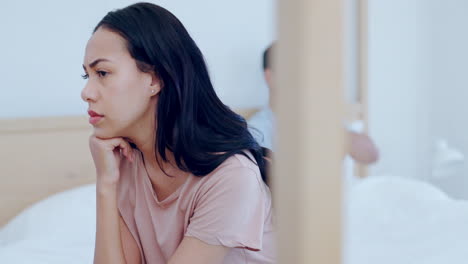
81, 2, 275, 264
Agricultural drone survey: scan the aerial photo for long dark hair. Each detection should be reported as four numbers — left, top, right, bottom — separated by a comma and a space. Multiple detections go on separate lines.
94, 2, 270, 184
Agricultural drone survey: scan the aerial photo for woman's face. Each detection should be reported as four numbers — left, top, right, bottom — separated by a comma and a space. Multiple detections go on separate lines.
81, 27, 160, 139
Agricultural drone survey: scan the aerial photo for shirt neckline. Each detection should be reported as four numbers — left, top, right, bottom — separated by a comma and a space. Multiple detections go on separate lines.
137, 150, 191, 207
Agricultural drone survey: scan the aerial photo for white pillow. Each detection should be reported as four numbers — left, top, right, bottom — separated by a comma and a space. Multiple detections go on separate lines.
0, 184, 96, 247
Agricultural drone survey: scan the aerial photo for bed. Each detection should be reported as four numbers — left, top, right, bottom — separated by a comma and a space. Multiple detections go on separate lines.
0, 115, 96, 263
0, 108, 261, 263
0, 115, 95, 228
0, 108, 261, 262
2, 108, 466, 263
344, 176, 468, 264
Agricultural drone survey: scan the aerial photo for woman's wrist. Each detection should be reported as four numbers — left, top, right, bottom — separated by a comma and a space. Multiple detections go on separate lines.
96, 177, 119, 196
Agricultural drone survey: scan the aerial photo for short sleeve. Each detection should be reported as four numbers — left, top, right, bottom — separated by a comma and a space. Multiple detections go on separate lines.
185, 166, 268, 251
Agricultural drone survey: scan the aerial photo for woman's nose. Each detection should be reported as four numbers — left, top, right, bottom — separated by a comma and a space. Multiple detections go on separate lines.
81, 82, 98, 103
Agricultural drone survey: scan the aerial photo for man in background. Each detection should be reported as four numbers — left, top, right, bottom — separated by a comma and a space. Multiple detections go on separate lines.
248, 43, 379, 165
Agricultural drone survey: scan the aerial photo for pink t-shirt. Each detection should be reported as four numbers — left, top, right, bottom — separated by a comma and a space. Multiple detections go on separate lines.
117, 149, 276, 263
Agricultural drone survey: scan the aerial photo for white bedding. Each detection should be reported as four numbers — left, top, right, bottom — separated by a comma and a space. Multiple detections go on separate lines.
345, 176, 468, 264
0, 239, 93, 264
2, 177, 468, 263
0, 184, 96, 263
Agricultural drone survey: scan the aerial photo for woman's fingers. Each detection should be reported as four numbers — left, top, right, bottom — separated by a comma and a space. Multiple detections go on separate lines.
107, 137, 133, 163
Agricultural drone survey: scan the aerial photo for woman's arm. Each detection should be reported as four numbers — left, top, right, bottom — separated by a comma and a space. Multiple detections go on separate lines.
348, 131, 380, 165
94, 184, 127, 264
88, 136, 135, 264
168, 237, 230, 264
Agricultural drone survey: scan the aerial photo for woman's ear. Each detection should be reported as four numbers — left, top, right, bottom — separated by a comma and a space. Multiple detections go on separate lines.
149, 72, 163, 96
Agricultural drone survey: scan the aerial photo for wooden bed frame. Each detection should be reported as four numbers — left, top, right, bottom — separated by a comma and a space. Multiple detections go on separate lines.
0, 108, 261, 227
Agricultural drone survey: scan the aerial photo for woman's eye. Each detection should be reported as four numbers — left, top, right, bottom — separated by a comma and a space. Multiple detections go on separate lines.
81, 73, 89, 80
97, 71, 108, 77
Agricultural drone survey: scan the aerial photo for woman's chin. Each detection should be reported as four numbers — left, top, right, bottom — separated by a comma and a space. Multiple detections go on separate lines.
92, 127, 119, 139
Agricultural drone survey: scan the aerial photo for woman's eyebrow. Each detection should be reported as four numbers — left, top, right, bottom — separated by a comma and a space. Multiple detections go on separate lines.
82, 58, 112, 70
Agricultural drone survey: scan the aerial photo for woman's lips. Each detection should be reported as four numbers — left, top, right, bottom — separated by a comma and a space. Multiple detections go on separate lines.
89, 116, 104, 125
88, 110, 104, 125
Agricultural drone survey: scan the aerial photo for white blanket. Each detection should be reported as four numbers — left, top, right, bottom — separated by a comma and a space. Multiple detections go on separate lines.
345, 176, 468, 264
2, 177, 468, 263
0, 184, 95, 263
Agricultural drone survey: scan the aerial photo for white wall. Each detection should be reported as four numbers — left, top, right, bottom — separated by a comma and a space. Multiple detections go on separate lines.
0, 0, 108, 118
423, 0, 468, 198
0, 0, 275, 118
368, 0, 468, 198
368, 0, 432, 179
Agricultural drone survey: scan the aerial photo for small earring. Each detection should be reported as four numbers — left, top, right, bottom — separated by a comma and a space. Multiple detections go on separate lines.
151, 89, 155, 94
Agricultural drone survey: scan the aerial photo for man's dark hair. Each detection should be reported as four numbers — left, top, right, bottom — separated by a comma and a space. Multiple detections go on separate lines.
262, 43, 276, 70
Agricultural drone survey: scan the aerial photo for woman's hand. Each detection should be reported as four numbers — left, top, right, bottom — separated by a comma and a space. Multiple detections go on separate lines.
89, 136, 134, 187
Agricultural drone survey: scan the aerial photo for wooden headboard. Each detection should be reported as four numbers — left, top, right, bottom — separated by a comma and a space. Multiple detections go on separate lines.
0, 116, 95, 227
0, 108, 260, 227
